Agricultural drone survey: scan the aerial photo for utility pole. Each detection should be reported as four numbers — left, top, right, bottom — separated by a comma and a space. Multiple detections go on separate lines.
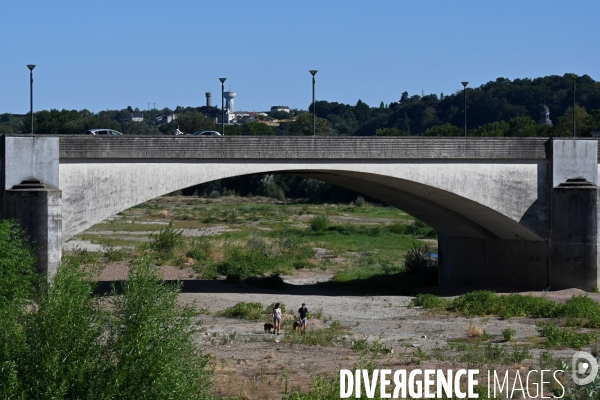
571, 74, 577, 137
309, 70, 318, 136
27, 65, 36, 134
461, 82, 469, 137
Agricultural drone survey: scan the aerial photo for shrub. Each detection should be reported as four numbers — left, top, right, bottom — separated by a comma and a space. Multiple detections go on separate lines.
537, 323, 596, 349
0, 220, 37, 305
219, 302, 264, 320
102, 241, 126, 262
452, 290, 500, 316
109, 257, 211, 398
502, 328, 516, 341
404, 243, 437, 274
1, 253, 211, 399
186, 238, 212, 262
149, 221, 183, 259
466, 323, 484, 338
309, 215, 329, 233
354, 196, 366, 207
208, 190, 220, 198
410, 293, 451, 309
388, 220, 407, 234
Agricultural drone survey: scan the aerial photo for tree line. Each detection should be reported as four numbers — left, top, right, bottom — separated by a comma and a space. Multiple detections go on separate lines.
1, 73, 599, 137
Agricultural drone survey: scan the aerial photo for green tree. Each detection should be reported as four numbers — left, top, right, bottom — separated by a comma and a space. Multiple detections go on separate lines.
423, 123, 462, 136
471, 120, 509, 137
284, 112, 334, 136
171, 111, 215, 134
554, 105, 597, 137
506, 116, 538, 137
241, 121, 275, 135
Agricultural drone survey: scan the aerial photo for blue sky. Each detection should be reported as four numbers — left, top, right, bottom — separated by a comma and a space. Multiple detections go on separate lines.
1, 0, 598, 113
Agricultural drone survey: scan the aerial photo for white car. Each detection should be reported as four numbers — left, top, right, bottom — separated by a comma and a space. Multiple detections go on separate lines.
82, 129, 123, 136
192, 130, 222, 137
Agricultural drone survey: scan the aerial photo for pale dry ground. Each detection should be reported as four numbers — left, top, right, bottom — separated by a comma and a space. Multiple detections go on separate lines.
85, 262, 599, 399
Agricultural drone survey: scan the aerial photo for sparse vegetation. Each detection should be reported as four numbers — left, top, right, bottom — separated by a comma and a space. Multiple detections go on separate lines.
537, 323, 596, 349
502, 327, 516, 341
219, 302, 264, 320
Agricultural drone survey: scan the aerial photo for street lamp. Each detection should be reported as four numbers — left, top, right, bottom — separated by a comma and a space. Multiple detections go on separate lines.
309, 70, 318, 136
27, 64, 36, 134
461, 81, 468, 137
219, 78, 226, 135
571, 74, 577, 138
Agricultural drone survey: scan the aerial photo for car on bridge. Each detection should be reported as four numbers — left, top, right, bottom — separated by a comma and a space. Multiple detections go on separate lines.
192, 130, 222, 137
82, 129, 123, 136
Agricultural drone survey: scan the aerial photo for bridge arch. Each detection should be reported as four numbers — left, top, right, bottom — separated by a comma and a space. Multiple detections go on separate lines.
60, 160, 545, 242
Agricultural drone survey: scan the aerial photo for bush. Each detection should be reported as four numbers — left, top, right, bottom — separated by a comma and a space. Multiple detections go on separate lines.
404, 243, 437, 274
410, 293, 451, 309
149, 221, 183, 259
1, 253, 211, 399
102, 241, 126, 262
537, 323, 596, 349
186, 238, 212, 262
354, 196, 366, 207
388, 220, 407, 234
309, 215, 329, 233
502, 328, 516, 341
219, 302, 264, 320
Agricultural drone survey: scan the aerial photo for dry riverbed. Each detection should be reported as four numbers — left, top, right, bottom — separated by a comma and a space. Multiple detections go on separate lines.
64, 196, 600, 399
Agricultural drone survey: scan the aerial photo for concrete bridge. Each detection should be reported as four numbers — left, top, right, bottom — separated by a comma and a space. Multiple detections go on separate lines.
2, 134, 599, 291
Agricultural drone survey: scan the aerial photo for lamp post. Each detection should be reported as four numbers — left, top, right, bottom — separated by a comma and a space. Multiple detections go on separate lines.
309, 70, 317, 136
461, 81, 468, 137
219, 78, 226, 135
571, 74, 577, 138
27, 64, 36, 134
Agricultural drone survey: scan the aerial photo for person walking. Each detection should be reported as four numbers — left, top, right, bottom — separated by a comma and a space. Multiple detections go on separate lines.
298, 303, 308, 334
273, 303, 283, 335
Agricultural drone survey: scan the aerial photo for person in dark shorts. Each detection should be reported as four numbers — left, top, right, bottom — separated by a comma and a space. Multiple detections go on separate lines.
298, 303, 308, 334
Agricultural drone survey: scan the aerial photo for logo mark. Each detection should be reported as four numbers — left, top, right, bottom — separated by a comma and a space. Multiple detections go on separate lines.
572, 351, 598, 386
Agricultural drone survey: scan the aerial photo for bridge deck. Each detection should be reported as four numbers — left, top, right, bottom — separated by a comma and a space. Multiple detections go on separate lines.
53, 136, 554, 160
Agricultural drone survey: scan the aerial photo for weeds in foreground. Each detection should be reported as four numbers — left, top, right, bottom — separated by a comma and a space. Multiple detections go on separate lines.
413, 290, 600, 321
448, 341, 531, 369
537, 323, 597, 349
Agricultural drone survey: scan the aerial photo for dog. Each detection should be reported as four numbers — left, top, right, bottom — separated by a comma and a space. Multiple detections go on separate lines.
264, 323, 274, 333
292, 320, 301, 331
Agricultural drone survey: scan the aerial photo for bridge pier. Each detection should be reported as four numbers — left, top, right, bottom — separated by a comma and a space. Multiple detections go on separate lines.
437, 235, 548, 289
1, 135, 61, 280
438, 139, 600, 291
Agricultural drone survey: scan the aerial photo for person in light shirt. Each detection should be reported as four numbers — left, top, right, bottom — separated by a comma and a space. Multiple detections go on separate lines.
272, 303, 283, 335
174, 126, 184, 136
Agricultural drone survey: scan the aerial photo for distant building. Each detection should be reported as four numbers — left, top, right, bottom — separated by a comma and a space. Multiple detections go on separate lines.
270, 105, 290, 113
154, 114, 177, 124
538, 105, 552, 126
128, 112, 144, 122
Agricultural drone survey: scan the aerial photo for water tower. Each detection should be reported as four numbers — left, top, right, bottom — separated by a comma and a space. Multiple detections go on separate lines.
224, 90, 236, 113
205, 92, 212, 107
